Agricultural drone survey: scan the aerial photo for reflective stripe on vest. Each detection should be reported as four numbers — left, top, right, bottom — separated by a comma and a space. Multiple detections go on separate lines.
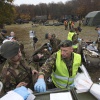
52, 72, 74, 81
55, 81, 67, 87
52, 50, 81, 88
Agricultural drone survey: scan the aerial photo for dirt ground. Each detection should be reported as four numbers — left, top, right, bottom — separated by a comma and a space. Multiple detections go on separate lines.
5, 21, 100, 83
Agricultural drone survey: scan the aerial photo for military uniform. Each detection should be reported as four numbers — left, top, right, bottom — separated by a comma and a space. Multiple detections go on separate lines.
50, 37, 61, 53
31, 43, 52, 68
0, 57, 36, 96
34, 40, 82, 92
45, 33, 61, 53
0, 41, 37, 96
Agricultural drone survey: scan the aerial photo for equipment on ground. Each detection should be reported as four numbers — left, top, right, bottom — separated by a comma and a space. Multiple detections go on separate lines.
82, 41, 100, 68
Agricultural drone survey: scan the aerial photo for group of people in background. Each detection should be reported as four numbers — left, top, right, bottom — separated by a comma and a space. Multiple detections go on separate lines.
0, 22, 100, 100
64, 19, 81, 30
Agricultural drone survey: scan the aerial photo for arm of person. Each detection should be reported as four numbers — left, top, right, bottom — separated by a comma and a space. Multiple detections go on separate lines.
32, 54, 42, 62
26, 58, 38, 75
38, 52, 57, 78
34, 53, 57, 92
0, 65, 10, 96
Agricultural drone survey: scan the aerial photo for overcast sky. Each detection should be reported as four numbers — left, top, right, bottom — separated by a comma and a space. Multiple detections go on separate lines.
13, 0, 70, 5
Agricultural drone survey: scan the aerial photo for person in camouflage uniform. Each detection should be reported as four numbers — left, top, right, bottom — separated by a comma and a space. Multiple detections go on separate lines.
34, 40, 82, 92
0, 29, 7, 45
0, 41, 38, 96
45, 33, 61, 53
31, 43, 52, 68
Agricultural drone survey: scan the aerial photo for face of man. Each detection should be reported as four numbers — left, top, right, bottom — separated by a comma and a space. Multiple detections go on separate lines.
48, 34, 52, 40
10, 49, 22, 62
60, 47, 73, 59
10, 32, 15, 37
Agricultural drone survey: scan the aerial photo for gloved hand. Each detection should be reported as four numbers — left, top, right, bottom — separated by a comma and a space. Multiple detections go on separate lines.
70, 83, 75, 87
34, 78, 46, 92
13, 86, 30, 100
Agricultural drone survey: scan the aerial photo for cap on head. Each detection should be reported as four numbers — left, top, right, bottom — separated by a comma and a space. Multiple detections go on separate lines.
59, 40, 72, 48
1, 29, 7, 34
45, 33, 48, 39
0, 41, 20, 59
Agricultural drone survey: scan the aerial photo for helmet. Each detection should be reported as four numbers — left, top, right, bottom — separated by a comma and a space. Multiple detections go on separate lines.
0, 41, 20, 59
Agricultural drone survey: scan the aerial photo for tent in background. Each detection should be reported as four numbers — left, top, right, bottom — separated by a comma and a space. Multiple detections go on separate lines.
83, 11, 100, 26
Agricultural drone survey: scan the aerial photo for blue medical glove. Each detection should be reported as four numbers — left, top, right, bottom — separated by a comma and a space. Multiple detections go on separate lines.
13, 86, 30, 100
70, 83, 75, 87
34, 78, 46, 92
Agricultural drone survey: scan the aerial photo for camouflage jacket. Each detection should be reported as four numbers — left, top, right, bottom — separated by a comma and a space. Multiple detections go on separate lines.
50, 38, 61, 53
39, 52, 81, 79
32, 49, 51, 66
32, 43, 52, 67
0, 57, 35, 95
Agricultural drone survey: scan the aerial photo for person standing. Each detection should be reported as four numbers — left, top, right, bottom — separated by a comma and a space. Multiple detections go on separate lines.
64, 20, 68, 30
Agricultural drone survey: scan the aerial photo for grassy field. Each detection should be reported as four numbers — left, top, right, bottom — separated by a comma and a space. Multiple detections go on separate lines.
5, 21, 97, 56
5, 21, 99, 82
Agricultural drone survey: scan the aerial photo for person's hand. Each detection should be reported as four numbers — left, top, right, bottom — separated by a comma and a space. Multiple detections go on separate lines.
37, 54, 44, 59
34, 78, 46, 92
32, 70, 38, 75
13, 86, 30, 99
16, 82, 28, 88
70, 83, 75, 87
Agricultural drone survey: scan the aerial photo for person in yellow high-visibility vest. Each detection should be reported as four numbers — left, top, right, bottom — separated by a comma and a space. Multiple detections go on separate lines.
34, 40, 82, 92
67, 29, 79, 53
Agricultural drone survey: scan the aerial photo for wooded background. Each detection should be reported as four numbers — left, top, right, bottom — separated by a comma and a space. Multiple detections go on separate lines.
0, 0, 100, 26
